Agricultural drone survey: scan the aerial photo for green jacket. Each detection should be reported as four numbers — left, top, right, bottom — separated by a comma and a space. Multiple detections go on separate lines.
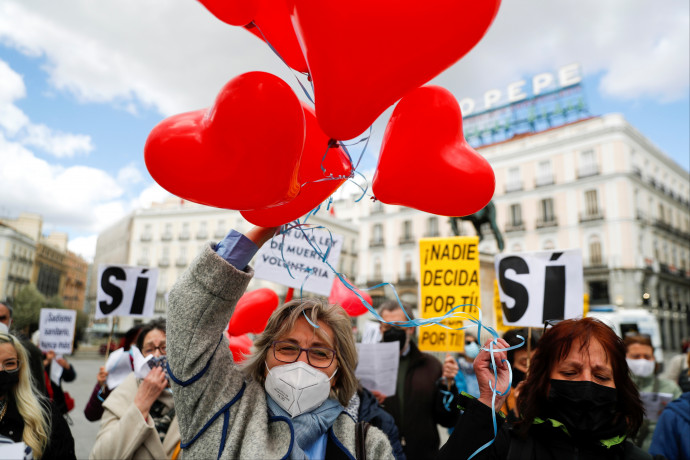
631, 373, 682, 452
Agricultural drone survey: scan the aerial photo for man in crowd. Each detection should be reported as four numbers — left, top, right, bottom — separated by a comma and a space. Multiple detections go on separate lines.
371, 300, 461, 460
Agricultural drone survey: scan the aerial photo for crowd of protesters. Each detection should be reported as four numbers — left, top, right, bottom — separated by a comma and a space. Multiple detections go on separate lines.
0, 223, 688, 459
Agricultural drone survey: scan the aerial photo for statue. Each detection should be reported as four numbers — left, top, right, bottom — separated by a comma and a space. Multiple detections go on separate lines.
449, 201, 505, 252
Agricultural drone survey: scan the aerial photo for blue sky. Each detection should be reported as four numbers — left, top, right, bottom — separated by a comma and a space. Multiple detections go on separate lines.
0, 0, 688, 261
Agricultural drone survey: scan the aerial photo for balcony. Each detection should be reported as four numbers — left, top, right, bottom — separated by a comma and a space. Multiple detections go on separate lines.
140, 233, 152, 242
578, 166, 600, 179
158, 257, 170, 268
536, 217, 558, 229
161, 232, 173, 242
631, 167, 642, 178
175, 257, 187, 268
397, 277, 418, 287
535, 176, 555, 187
504, 222, 526, 232
366, 279, 384, 288
505, 182, 523, 193
369, 239, 385, 248
178, 232, 190, 241
579, 210, 605, 223
214, 229, 227, 239
137, 258, 150, 266
196, 231, 209, 240
398, 236, 415, 246
423, 231, 440, 237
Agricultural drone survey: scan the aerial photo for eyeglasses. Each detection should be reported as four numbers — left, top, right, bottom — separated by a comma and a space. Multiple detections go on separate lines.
271, 341, 336, 368
142, 345, 166, 355
1, 359, 19, 373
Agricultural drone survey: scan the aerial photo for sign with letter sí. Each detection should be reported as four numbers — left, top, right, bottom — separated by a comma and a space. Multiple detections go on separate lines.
494, 249, 583, 328
417, 236, 480, 353
96, 265, 159, 319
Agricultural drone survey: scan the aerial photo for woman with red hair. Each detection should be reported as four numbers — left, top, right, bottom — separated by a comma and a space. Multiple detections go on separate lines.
438, 318, 653, 459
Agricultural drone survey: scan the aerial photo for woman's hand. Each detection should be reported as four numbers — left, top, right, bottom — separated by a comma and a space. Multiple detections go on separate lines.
245, 226, 281, 248
133, 367, 167, 419
442, 353, 459, 380
474, 338, 511, 410
96, 366, 108, 386
56, 357, 71, 370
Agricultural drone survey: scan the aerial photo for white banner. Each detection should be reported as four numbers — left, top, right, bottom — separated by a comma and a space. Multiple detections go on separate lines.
38, 308, 77, 354
254, 228, 343, 297
96, 265, 158, 319
495, 249, 583, 327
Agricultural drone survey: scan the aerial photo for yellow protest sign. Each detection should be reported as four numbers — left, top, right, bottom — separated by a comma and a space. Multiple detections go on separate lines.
418, 236, 480, 352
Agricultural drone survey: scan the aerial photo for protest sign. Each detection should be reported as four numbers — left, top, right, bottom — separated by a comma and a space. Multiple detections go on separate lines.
96, 265, 158, 319
495, 249, 583, 327
418, 236, 480, 353
254, 228, 343, 296
38, 309, 77, 354
355, 342, 400, 396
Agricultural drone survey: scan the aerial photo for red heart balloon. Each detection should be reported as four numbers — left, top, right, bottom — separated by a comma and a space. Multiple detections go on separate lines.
241, 104, 351, 226
244, 0, 308, 73
227, 288, 280, 336
329, 277, 372, 317
288, 0, 501, 140
372, 85, 495, 216
198, 0, 258, 26
226, 333, 253, 363
145, 72, 305, 210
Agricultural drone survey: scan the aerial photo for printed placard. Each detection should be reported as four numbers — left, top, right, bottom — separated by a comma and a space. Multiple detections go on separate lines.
495, 249, 583, 327
96, 265, 158, 319
418, 236, 481, 352
39, 309, 77, 354
254, 228, 343, 297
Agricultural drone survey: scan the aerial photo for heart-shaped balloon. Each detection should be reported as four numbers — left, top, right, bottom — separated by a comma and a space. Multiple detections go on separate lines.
245, 0, 308, 73
242, 104, 351, 226
329, 277, 372, 317
372, 85, 495, 216
145, 72, 305, 211
288, 0, 501, 140
226, 333, 253, 362
198, 0, 258, 26
227, 288, 280, 336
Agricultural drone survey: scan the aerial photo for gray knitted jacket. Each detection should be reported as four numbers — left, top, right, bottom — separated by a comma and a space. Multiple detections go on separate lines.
167, 245, 394, 459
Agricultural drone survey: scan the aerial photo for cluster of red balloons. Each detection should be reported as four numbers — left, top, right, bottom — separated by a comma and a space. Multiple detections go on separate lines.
145, 0, 501, 223
225, 288, 280, 361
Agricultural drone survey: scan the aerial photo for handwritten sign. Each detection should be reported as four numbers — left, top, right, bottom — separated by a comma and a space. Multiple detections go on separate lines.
418, 236, 480, 352
38, 309, 77, 354
96, 265, 158, 319
254, 228, 343, 296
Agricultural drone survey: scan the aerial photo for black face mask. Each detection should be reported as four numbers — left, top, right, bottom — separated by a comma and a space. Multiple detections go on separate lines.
0, 371, 19, 394
382, 328, 407, 352
512, 368, 526, 388
547, 379, 618, 436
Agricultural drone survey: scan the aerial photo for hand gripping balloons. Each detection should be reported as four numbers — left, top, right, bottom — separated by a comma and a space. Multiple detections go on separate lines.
329, 277, 372, 317
227, 288, 280, 336
287, 0, 501, 140
372, 85, 495, 216
144, 71, 305, 211
242, 104, 352, 226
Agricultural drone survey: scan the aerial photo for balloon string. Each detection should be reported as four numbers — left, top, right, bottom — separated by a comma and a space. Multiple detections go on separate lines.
248, 21, 314, 104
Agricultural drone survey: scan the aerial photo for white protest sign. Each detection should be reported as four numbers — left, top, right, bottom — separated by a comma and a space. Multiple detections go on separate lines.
495, 249, 583, 327
96, 265, 158, 319
254, 228, 343, 296
38, 309, 77, 354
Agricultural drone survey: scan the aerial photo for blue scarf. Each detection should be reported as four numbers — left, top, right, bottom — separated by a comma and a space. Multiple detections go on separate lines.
266, 394, 343, 460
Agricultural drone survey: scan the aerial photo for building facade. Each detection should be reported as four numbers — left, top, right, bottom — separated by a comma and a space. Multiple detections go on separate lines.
0, 223, 36, 301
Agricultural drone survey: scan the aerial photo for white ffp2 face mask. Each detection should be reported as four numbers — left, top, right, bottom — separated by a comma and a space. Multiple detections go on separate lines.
265, 361, 338, 418
626, 358, 655, 377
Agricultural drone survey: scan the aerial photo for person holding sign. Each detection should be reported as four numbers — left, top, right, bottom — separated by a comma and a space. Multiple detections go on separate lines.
0, 333, 75, 459
438, 318, 653, 460
624, 335, 682, 451
90, 319, 181, 460
373, 300, 460, 460
166, 226, 394, 459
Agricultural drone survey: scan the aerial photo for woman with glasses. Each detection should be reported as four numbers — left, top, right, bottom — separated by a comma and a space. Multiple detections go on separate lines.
167, 226, 394, 459
438, 318, 653, 460
0, 333, 75, 459
91, 319, 181, 460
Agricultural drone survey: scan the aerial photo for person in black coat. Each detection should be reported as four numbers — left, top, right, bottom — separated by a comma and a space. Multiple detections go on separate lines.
438, 318, 655, 460
356, 385, 406, 460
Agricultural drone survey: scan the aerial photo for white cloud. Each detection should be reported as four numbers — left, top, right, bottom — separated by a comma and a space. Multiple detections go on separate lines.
20, 123, 93, 157
130, 183, 171, 210
117, 163, 144, 186
68, 234, 97, 262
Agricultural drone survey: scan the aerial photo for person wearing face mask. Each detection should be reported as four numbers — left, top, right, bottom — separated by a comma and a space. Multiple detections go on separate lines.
369, 300, 460, 460
454, 333, 481, 399
624, 335, 681, 452
90, 319, 181, 460
499, 328, 539, 423
166, 225, 394, 459
438, 318, 654, 460
0, 333, 75, 459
